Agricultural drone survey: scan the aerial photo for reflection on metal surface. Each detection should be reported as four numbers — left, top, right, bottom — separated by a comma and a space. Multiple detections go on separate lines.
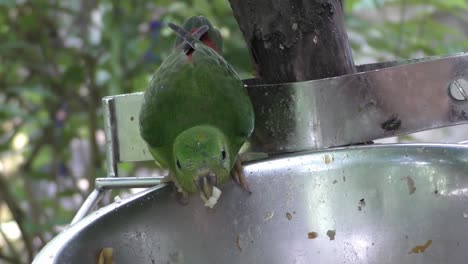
448, 188, 468, 197
355, 52, 467, 72
95, 176, 165, 189
70, 189, 105, 225
106, 92, 148, 163
247, 52, 468, 153
34, 144, 468, 264
102, 97, 118, 177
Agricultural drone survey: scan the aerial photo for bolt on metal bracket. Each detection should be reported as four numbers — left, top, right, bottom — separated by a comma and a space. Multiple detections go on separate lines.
449, 78, 468, 101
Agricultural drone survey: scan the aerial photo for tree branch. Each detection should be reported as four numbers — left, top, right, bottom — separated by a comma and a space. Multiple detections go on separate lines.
228, 0, 355, 83
20, 123, 55, 249
0, 174, 34, 262
0, 251, 21, 264
0, 227, 21, 263
83, 55, 102, 191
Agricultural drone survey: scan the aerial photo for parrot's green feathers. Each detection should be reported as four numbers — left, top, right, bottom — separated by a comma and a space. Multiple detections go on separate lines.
174, 16, 223, 54
172, 125, 231, 194
139, 18, 254, 204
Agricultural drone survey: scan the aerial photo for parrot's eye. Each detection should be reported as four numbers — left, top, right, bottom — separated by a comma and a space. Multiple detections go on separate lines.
176, 159, 182, 169
221, 149, 226, 160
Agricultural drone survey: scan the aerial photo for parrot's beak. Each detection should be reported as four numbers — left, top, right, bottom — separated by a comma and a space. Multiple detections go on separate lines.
196, 172, 217, 200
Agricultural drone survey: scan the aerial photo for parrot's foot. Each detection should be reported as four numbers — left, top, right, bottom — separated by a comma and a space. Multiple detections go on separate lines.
160, 174, 173, 184
231, 157, 251, 194
175, 189, 189, 206
172, 179, 189, 206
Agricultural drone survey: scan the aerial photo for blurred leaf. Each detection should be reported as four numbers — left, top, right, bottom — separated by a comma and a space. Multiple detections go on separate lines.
8, 85, 57, 103
0, 0, 15, 7
29, 171, 53, 180
0, 104, 24, 119
31, 146, 52, 171
12, 181, 27, 201
57, 189, 76, 198
63, 65, 85, 85
345, 0, 361, 12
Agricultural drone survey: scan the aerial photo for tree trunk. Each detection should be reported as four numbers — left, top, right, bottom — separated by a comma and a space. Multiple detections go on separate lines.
228, 0, 355, 83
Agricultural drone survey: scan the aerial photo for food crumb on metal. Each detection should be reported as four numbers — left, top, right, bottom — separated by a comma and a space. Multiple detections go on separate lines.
358, 198, 366, 211
308, 232, 318, 239
404, 176, 416, 194
324, 155, 334, 164
326, 230, 336, 240
264, 211, 274, 221
409, 240, 432, 254
235, 235, 242, 252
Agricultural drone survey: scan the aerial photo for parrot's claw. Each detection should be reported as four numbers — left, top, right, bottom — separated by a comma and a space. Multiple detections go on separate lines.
172, 177, 189, 206
175, 189, 189, 206
231, 157, 251, 194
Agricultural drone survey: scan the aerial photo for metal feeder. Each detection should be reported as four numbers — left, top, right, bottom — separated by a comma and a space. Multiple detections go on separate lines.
33, 52, 468, 263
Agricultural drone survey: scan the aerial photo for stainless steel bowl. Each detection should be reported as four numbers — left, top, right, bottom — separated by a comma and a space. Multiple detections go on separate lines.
34, 144, 468, 263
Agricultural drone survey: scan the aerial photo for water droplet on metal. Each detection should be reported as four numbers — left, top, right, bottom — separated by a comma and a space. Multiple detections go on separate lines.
292, 23, 298, 31
313, 35, 318, 44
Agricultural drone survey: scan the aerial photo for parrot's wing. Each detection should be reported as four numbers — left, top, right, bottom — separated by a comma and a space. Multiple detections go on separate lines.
148, 146, 170, 169
194, 44, 243, 82
191, 45, 255, 146
140, 44, 254, 171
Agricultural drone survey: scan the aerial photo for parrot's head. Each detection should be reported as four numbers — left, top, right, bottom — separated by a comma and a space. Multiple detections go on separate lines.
173, 125, 231, 200
174, 16, 223, 54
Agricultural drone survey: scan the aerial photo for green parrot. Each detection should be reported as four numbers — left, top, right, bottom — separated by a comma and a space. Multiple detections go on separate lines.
139, 16, 254, 207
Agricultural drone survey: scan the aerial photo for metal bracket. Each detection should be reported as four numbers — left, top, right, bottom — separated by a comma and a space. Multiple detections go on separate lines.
71, 52, 468, 225
246, 52, 468, 153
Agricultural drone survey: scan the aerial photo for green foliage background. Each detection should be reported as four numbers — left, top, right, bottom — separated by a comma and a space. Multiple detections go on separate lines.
0, 0, 466, 262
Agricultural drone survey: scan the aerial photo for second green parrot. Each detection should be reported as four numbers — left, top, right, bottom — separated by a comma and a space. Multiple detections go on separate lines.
139, 16, 254, 207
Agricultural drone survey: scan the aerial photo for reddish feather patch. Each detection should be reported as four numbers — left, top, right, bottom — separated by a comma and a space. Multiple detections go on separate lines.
186, 28, 219, 62
199, 32, 218, 51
